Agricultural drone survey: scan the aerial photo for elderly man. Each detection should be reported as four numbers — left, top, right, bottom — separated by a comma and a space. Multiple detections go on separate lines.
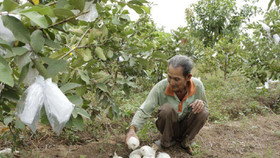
125, 55, 209, 155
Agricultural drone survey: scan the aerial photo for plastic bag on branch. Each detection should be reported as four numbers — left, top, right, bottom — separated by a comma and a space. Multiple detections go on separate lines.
44, 79, 75, 135
16, 76, 44, 133
77, 2, 98, 22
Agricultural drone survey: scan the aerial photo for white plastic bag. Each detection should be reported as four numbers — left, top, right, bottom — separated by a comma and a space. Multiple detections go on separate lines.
16, 76, 44, 133
156, 152, 171, 158
129, 149, 142, 158
77, 2, 98, 22
44, 78, 75, 135
140, 145, 156, 158
127, 136, 140, 150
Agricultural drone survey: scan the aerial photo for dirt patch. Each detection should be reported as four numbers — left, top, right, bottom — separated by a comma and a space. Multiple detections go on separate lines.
2, 114, 280, 158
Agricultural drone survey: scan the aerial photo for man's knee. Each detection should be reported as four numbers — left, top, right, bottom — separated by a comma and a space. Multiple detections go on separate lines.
196, 107, 209, 120
158, 103, 177, 119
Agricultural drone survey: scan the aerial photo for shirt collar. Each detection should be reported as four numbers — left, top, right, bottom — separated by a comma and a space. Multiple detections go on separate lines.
165, 79, 196, 97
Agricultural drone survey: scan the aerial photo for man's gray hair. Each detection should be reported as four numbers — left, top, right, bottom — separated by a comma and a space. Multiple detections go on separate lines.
168, 55, 193, 77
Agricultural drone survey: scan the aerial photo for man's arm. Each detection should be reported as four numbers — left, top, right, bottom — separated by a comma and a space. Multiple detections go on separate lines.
130, 82, 161, 130
126, 81, 162, 144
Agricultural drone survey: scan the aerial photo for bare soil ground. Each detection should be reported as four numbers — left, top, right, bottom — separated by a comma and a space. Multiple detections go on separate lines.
6, 114, 279, 158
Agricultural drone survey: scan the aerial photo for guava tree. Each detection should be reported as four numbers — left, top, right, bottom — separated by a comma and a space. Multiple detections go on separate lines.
242, 6, 280, 83
0, 0, 172, 142
184, 0, 258, 79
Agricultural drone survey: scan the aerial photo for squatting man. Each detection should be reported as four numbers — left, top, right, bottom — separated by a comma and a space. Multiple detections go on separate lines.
125, 55, 209, 155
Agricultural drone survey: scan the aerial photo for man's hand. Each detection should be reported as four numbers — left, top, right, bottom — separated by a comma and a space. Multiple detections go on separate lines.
125, 126, 139, 146
189, 99, 206, 114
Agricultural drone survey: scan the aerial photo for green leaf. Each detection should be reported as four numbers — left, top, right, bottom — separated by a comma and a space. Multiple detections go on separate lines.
120, 14, 130, 21
72, 115, 83, 131
15, 120, 25, 130
3, 0, 19, 12
20, 6, 55, 17
60, 83, 82, 93
76, 108, 90, 119
81, 48, 92, 61
107, 50, 113, 58
33, 59, 49, 79
12, 47, 28, 56
0, 55, 14, 87
4, 116, 13, 125
1, 15, 30, 44
68, 95, 83, 106
69, 0, 85, 11
2, 103, 11, 112
88, 29, 95, 43
96, 83, 107, 92
31, 30, 45, 52
152, 51, 168, 60
1, 87, 19, 102
56, 0, 70, 9
21, 11, 49, 28
72, 108, 78, 118
267, 0, 274, 10
53, 8, 75, 19
18, 62, 29, 85
4, 47, 29, 58
141, 5, 150, 14
112, 16, 121, 25
127, 4, 144, 14
42, 58, 67, 77
77, 69, 90, 84
95, 47, 106, 61
65, 116, 73, 127
128, 0, 143, 6
44, 38, 61, 49
76, 86, 87, 96
276, 0, 279, 6
0, 37, 12, 52
53, 8, 77, 25
102, 26, 108, 37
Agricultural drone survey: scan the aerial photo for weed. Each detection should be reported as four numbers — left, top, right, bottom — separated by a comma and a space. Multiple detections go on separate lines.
202, 71, 272, 122
264, 146, 274, 158
138, 118, 157, 142
191, 141, 203, 156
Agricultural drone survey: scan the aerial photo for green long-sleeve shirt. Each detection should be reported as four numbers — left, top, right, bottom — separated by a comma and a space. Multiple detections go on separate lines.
131, 77, 208, 131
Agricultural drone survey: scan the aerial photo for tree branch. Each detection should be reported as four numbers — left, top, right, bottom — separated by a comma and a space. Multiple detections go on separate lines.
58, 28, 90, 60
46, 11, 89, 29
47, 1, 57, 6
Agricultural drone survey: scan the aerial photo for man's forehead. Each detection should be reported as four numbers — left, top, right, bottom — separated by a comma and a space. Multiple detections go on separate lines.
168, 65, 184, 76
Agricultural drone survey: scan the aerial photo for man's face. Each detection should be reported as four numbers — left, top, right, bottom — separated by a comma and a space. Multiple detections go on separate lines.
167, 65, 191, 93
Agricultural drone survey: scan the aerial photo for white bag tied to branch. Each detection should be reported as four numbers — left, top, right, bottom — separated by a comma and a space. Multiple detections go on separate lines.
16, 76, 45, 133
44, 78, 75, 135
16, 76, 75, 135
77, 2, 98, 22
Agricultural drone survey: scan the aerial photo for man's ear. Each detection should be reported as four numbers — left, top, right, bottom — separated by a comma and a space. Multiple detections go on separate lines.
186, 74, 192, 81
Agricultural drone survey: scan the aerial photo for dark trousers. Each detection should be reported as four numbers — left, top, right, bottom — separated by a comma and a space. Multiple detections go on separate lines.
156, 103, 209, 147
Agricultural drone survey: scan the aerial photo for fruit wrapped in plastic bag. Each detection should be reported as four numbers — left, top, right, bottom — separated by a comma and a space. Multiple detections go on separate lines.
16, 76, 45, 133
43, 78, 75, 135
